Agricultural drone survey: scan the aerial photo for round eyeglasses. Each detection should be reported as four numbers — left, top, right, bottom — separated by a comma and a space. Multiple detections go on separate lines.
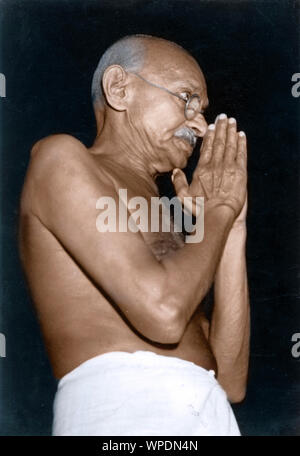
130, 72, 204, 121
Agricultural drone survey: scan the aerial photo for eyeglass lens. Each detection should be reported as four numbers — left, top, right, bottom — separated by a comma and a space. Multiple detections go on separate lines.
185, 96, 201, 120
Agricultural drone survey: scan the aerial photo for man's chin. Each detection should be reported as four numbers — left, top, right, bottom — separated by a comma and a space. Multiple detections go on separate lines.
172, 151, 189, 170
156, 141, 192, 173
174, 137, 194, 156
157, 156, 187, 174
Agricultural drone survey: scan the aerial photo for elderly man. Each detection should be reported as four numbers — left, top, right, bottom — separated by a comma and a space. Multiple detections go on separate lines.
19, 34, 249, 436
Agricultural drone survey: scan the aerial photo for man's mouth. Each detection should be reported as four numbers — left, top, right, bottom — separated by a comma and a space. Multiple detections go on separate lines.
174, 127, 197, 148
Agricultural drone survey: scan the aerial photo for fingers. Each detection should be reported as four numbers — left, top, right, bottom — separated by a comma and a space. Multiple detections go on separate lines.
236, 131, 247, 168
198, 124, 215, 166
190, 114, 247, 214
224, 118, 238, 165
171, 168, 189, 202
211, 114, 228, 166
172, 168, 204, 217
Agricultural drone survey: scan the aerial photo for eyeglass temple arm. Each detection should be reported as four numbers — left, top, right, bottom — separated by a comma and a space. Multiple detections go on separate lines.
132, 72, 203, 115
132, 73, 184, 102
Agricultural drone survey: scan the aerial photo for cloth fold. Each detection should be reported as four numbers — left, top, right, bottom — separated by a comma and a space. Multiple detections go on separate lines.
52, 350, 241, 436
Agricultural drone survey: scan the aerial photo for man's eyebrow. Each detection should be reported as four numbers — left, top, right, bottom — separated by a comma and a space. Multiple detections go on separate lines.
173, 80, 207, 98
170, 78, 196, 90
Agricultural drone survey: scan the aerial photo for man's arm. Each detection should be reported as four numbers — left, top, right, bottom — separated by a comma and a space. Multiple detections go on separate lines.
209, 216, 250, 403
25, 120, 245, 346
172, 117, 249, 400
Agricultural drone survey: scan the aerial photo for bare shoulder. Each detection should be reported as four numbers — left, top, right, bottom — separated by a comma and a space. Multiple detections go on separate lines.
21, 134, 114, 217
28, 134, 112, 184
29, 133, 87, 169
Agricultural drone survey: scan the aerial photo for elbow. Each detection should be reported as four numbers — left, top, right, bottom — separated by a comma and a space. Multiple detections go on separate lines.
156, 299, 186, 344
217, 371, 248, 404
226, 386, 247, 404
143, 286, 186, 345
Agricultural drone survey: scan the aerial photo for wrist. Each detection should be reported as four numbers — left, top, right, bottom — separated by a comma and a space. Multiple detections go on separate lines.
205, 200, 236, 222
223, 225, 247, 254
231, 220, 247, 233
230, 215, 247, 237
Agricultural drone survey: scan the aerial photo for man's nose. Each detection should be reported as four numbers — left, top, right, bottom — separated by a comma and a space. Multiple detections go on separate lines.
186, 113, 208, 138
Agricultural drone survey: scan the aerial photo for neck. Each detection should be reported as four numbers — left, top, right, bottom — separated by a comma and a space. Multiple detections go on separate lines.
91, 110, 160, 194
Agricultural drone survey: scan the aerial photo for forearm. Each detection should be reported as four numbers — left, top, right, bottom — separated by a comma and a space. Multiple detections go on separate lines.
161, 203, 235, 328
209, 225, 250, 402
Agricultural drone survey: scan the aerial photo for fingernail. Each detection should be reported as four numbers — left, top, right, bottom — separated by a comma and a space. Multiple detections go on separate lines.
208, 124, 215, 130
239, 131, 246, 137
171, 171, 177, 183
218, 113, 227, 120
228, 117, 236, 124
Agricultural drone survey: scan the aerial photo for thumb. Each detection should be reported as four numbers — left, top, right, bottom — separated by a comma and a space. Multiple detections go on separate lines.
171, 168, 190, 202
172, 168, 202, 217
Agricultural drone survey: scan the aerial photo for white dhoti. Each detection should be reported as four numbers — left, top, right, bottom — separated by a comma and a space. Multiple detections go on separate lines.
52, 350, 241, 436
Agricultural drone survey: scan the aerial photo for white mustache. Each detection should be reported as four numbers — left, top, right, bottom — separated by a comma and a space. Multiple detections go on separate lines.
174, 127, 197, 147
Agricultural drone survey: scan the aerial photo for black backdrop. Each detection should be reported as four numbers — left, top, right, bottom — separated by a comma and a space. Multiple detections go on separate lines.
0, 0, 299, 436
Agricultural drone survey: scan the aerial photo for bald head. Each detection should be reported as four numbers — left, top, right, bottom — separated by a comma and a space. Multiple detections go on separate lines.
91, 34, 200, 111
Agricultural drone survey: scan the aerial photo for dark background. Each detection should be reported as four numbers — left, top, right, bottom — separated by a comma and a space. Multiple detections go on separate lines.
0, 0, 299, 436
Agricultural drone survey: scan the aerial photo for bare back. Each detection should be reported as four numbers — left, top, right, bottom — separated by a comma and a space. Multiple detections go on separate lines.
19, 135, 216, 378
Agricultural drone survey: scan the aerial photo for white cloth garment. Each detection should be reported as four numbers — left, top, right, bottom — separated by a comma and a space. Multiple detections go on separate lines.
52, 350, 241, 436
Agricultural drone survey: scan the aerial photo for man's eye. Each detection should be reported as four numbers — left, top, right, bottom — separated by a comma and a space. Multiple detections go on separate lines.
179, 92, 190, 101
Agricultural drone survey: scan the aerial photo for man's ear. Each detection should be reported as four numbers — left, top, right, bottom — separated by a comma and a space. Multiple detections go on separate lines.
102, 65, 129, 111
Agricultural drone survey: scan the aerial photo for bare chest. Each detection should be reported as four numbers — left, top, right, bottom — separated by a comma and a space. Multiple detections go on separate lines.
140, 221, 185, 260
122, 188, 185, 260
97, 160, 186, 260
